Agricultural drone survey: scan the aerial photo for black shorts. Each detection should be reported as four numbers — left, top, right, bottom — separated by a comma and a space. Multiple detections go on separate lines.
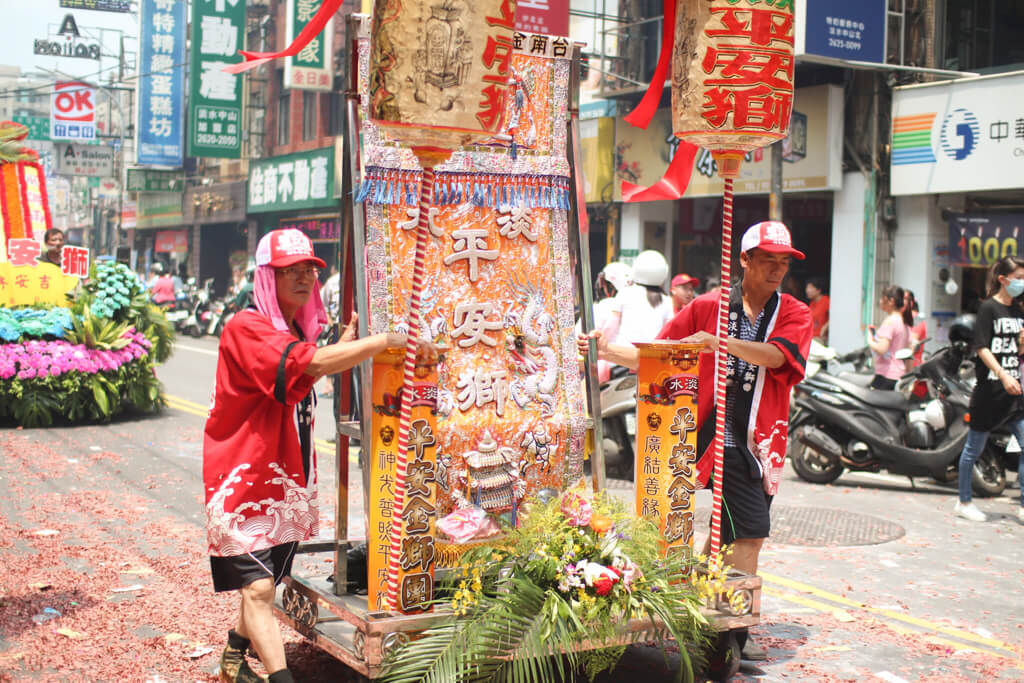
711, 447, 773, 544
210, 542, 298, 593
870, 375, 897, 390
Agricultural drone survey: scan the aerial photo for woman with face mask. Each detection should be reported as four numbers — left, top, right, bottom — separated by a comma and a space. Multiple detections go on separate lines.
954, 256, 1024, 523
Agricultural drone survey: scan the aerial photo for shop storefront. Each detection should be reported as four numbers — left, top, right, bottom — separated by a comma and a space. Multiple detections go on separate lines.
611, 84, 844, 297
247, 146, 341, 275
890, 71, 1024, 350
183, 181, 250, 297
135, 191, 186, 278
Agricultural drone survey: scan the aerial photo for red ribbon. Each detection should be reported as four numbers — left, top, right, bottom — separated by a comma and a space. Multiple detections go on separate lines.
222, 0, 346, 74
622, 0, 677, 130
620, 140, 698, 202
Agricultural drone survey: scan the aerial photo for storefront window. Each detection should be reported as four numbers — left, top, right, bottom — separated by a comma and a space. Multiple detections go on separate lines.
276, 69, 290, 146
303, 91, 317, 141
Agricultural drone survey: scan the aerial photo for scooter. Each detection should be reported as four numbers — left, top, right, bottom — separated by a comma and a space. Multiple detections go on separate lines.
788, 338, 1007, 496
181, 278, 215, 339
599, 366, 637, 480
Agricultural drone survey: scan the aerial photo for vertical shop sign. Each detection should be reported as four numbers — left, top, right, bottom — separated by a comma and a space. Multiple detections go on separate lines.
188, 0, 245, 159
137, 0, 186, 166
51, 81, 96, 141
634, 342, 701, 555
368, 350, 440, 613
285, 0, 333, 91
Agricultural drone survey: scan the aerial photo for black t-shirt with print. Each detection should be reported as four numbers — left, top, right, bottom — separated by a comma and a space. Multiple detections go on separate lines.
970, 298, 1024, 431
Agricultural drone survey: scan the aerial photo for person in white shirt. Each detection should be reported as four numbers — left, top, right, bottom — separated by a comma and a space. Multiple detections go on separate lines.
609, 250, 673, 348
586, 261, 633, 381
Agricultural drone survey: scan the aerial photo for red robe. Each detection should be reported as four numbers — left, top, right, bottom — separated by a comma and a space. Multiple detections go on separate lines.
203, 310, 319, 556
659, 290, 811, 496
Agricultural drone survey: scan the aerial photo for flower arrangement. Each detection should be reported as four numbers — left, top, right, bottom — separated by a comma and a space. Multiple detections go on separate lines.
383, 488, 731, 683
0, 307, 72, 341
82, 261, 143, 319
0, 261, 172, 426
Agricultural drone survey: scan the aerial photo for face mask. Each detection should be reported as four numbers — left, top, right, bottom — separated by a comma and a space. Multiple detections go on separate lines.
1007, 278, 1024, 298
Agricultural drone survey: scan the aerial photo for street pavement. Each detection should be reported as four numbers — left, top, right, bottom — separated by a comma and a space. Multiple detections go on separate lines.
0, 335, 1022, 681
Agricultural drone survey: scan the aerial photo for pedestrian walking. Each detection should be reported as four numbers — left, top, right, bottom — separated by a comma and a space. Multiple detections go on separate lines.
579, 220, 812, 660
907, 291, 927, 366
203, 229, 428, 682
954, 256, 1024, 523
866, 285, 912, 390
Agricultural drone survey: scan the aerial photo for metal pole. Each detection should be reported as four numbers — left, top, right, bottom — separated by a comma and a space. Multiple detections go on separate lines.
569, 44, 606, 492
769, 140, 783, 222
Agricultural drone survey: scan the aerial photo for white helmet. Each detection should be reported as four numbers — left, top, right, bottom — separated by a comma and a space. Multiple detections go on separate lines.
600, 261, 633, 293
631, 250, 669, 288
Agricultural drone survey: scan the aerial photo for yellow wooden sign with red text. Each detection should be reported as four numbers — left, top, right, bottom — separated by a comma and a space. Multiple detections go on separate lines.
634, 342, 702, 554
0, 262, 78, 307
367, 349, 440, 613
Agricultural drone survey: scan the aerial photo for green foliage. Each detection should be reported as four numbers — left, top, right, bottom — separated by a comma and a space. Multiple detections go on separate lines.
381, 492, 713, 683
64, 309, 132, 350
121, 290, 175, 363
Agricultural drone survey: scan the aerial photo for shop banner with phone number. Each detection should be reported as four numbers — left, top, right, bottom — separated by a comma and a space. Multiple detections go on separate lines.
949, 213, 1024, 267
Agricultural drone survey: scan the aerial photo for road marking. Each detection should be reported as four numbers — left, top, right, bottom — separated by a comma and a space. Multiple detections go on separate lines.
164, 394, 357, 462
761, 571, 1023, 659
174, 343, 219, 357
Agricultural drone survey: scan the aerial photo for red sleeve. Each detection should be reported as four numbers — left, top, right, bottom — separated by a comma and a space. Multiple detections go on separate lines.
221, 311, 318, 405
767, 296, 813, 388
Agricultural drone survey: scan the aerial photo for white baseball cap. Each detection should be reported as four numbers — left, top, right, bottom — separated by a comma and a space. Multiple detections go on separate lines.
740, 221, 805, 260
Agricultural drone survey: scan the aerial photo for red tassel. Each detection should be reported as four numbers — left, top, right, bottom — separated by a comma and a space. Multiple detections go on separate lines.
622, 0, 677, 130
223, 0, 345, 74
620, 140, 699, 202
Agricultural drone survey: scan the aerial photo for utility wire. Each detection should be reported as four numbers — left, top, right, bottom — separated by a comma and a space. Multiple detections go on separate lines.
0, 60, 190, 100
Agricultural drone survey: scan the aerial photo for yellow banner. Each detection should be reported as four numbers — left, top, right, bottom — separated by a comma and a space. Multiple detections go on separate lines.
367, 349, 441, 613
0, 262, 77, 307
634, 342, 702, 554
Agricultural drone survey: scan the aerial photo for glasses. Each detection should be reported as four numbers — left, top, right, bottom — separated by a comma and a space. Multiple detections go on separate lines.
279, 265, 320, 279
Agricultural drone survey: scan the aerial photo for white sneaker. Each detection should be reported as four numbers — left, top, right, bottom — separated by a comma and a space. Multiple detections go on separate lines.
1017, 507, 1024, 524
954, 501, 987, 522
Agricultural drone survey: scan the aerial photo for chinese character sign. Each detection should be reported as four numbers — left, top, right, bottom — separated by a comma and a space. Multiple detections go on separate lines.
188, 0, 245, 159
138, 0, 186, 166
368, 350, 440, 614
515, 0, 569, 38
672, 0, 796, 153
634, 342, 702, 555
0, 262, 78, 307
248, 147, 334, 213
61, 246, 90, 278
285, 0, 333, 91
19, 163, 53, 241
50, 81, 96, 141
369, 0, 519, 149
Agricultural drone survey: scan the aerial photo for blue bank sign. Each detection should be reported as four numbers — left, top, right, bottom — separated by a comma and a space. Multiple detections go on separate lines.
797, 0, 887, 65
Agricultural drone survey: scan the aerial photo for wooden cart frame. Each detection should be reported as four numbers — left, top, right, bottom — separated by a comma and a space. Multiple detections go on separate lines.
272, 14, 761, 681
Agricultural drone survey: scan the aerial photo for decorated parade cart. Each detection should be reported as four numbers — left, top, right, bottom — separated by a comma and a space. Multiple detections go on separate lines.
224, 0, 797, 677
0, 120, 169, 427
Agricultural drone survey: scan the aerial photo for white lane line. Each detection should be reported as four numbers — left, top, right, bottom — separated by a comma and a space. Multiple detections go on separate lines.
174, 343, 219, 357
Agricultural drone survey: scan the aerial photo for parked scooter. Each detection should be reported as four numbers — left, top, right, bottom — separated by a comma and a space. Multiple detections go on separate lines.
180, 278, 215, 338
788, 319, 1007, 496
599, 366, 637, 480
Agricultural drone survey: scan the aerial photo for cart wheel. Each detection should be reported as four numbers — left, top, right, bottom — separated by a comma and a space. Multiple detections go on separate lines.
704, 630, 741, 682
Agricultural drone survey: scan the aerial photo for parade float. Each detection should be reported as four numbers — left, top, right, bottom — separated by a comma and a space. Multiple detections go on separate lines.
225, 3, 762, 681
0, 120, 171, 427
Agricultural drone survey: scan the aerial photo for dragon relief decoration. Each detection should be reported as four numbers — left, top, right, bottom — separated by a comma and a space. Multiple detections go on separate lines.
504, 273, 558, 416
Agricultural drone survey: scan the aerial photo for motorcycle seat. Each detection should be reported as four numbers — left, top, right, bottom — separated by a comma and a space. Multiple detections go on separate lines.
837, 371, 873, 387
827, 375, 907, 410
